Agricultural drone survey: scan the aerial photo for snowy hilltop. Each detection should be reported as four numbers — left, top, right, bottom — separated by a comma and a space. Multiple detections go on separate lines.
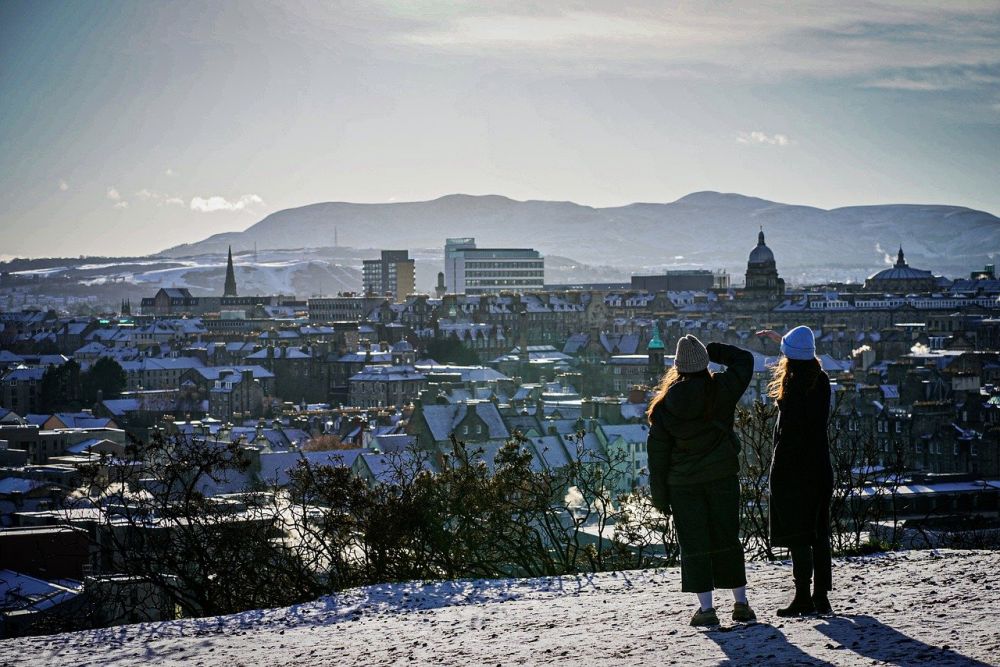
159, 192, 1000, 282
2, 549, 997, 666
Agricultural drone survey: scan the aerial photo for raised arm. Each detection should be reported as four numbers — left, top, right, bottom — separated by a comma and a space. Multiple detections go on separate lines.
706, 342, 754, 402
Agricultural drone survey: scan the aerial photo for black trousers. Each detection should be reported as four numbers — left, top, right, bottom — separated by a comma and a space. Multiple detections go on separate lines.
670, 476, 747, 593
789, 497, 833, 592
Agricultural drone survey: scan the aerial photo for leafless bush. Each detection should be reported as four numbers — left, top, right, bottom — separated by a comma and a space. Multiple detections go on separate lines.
73, 431, 322, 620
732, 395, 906, 562
827, 394, 904, 555
734, 401, 779, 561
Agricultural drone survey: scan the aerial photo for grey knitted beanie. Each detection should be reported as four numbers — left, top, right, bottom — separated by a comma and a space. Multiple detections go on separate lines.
674, 335, 709, 374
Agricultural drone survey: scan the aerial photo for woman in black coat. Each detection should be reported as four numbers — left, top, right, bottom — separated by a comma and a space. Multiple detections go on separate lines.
758, 325, 834, 616
647, 335, 757, 627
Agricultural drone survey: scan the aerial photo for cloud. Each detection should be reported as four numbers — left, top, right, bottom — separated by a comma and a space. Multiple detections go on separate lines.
165, 168, 175, 176
862, 77, 945, 91
390, 4, 1000, 86
737, 131, 791, 146
190, 194, 264, 213
135, 189, 185, 207
58, 179, 68, 192
862, 64, 1000, 91
107, 186, 129, 208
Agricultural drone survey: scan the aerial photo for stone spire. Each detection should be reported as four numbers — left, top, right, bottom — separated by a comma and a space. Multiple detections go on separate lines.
224, 246, 238, 297
895, 246, 907, 268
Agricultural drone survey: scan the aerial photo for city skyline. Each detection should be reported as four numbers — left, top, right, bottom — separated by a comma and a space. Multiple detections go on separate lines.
1, 1, 998, 258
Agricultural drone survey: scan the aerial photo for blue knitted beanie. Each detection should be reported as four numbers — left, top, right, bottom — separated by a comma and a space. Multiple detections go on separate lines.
780, 325, 816, 360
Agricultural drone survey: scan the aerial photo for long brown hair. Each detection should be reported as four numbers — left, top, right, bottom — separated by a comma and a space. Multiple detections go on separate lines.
646, 367, 713, 423
766, 356, 821, 402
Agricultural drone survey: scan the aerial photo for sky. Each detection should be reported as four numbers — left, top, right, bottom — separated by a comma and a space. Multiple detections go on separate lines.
1, 1, 998, 258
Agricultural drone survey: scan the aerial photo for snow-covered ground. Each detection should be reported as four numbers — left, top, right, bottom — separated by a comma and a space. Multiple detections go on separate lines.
3, 550, 997, 666
9, 249, 365, 297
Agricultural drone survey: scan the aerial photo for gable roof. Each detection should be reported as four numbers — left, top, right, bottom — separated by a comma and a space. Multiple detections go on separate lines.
420, 402, 510, 442
601, 423, 650, 444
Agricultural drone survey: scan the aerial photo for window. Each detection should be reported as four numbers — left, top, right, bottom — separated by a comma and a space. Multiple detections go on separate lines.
953, 443, 959, 456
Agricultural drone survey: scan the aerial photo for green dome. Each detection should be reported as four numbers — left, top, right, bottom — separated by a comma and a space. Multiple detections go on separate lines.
648, 321, 665, 351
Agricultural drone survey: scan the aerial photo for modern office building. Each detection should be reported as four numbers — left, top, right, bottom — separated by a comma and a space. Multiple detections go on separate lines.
631, 270, 717, 292
444, 238, 544, 295
363, 250, 415, 300
308, 295, 387, 322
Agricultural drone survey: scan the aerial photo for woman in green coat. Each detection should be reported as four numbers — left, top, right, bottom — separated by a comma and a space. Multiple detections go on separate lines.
646, 334, 756, 627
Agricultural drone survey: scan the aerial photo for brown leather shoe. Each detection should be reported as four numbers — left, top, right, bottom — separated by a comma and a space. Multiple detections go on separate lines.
690, 607, 720, 627
732, 602, 757, 622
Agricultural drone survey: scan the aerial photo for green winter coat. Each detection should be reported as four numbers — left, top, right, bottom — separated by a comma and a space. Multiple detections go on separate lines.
646, 342, 754, 512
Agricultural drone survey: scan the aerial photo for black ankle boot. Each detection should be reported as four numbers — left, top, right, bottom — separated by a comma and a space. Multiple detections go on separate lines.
812, 590, 833, 615
777, 582, 816, 617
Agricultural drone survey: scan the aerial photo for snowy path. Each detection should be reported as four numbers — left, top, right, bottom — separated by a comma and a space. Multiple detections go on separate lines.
3, 550, 998, 666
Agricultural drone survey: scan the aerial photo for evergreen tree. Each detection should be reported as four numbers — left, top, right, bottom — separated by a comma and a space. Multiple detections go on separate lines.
82, 357, 127, 403
39, 360, 82, 412
425, 335, 481, 366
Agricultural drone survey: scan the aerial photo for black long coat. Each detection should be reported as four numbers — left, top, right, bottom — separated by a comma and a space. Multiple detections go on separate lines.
769, 368, 833, 547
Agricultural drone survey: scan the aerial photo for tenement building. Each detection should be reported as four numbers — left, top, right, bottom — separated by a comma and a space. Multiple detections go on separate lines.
307, 295, 388, 322
444, 237, 544, 295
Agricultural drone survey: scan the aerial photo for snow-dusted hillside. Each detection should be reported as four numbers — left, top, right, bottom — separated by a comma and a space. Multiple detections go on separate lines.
4, 249, 366, 299
160, 192, 1000, 282
4, 550, 997, 666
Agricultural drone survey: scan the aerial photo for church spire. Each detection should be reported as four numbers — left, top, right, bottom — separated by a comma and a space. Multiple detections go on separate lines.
224, 246, 238, 297
895, 246, 907, 268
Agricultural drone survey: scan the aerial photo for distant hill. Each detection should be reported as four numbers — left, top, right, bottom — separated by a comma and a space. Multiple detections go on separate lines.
160, 192, 1000, 283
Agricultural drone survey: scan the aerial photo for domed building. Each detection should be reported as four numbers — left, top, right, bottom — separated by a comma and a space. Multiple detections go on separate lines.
864, 247, 939, 293
743, 227, 785, 300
